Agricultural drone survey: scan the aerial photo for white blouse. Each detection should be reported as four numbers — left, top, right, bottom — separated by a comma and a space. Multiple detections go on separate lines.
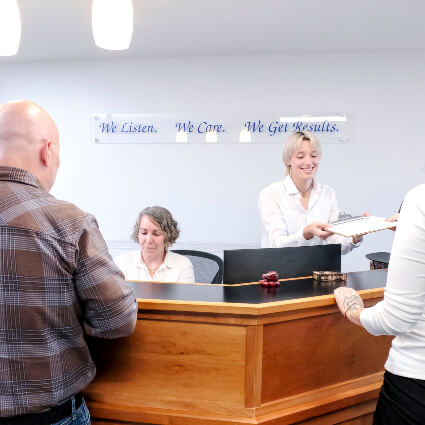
258, 175, 359, 255
114, 250, 195, 283
360, 184, 425, 380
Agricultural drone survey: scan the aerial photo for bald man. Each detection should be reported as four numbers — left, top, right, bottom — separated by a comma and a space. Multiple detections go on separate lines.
0, 101, 137, 424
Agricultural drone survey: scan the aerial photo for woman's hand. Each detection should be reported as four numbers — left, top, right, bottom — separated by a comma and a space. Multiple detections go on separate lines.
303, 222, 332, 240
385, 213, 399, 231
334, 287, 364, 326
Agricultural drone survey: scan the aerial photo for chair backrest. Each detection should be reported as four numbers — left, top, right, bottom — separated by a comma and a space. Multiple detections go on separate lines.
365, 252, 390, 270
171, 250, 224, 284
223, 244, 341, 284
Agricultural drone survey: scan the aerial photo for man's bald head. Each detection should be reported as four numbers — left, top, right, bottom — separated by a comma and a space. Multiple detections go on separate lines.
0, 100, 60, 191
0, 100, 58, 146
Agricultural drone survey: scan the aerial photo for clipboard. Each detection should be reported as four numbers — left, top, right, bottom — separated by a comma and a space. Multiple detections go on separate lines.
327, 216, 397, 237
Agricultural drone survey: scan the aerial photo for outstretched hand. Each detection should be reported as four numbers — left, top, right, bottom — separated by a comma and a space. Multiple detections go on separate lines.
385, 213, 399, 231
303, 222, 332, 241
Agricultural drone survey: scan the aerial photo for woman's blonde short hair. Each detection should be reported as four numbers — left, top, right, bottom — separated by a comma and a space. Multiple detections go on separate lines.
282, 131, 322, 175
131, 206, 180, 249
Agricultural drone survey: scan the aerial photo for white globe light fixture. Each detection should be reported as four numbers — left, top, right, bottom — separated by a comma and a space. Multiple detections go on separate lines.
92, 0, 134, 50
0, 0, 21, 56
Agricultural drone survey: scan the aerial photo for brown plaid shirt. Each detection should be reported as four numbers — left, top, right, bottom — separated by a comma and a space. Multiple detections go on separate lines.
0, 166, 137, 417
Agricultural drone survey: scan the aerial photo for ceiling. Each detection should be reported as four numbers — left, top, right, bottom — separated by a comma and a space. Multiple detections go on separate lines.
1, 0, 425, 63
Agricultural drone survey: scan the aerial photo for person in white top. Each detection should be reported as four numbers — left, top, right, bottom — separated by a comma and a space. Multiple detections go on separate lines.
334, 185, 425, 424
258, 131, 362, 255
115, 206, 195, 283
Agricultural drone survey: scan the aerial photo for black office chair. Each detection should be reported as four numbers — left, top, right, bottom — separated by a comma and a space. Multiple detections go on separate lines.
365, 252, 390, 270
223, 244, 341, 284
171, 250, 224, 284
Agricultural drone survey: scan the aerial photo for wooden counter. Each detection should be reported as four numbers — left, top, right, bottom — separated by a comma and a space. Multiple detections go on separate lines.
84, 270, 392, 425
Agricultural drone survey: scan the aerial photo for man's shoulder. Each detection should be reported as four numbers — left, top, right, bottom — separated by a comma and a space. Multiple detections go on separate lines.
38, 194, 97, 234
8, 189, 96, 243
49, 196, 90, 222
0, 179, 88, 221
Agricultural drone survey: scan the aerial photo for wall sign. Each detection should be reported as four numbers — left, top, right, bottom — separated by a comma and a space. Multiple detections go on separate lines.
92, 113, 347, 144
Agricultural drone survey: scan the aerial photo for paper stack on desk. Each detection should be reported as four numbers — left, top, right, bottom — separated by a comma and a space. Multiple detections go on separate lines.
327, 216, 397, 237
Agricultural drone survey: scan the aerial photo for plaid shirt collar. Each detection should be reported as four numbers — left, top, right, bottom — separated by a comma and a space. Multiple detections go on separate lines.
0, 166, 43, 189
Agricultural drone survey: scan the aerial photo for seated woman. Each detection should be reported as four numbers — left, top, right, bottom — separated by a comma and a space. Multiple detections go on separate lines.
258, 131, 361, 255
115, 206, 195, 283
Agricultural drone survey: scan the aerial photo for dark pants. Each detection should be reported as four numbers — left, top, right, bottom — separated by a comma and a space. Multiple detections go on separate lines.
0, 395, 90, 425
374, 371, 425, 425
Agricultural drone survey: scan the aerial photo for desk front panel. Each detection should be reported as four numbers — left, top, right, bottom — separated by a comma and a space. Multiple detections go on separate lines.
86, 270, 391, 425
262, 311, 392, 403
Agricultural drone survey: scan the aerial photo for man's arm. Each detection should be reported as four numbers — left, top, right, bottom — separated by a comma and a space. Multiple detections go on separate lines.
75, 214, 137, 339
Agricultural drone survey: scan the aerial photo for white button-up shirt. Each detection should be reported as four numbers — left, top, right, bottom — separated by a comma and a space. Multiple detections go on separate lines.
258, 175, 359, 255
360, 184, 425, 379
114, 250, 195, 283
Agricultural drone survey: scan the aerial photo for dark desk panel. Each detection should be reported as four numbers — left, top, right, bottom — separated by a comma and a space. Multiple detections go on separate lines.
223, 244, 341, 284
128, 269, 387, 305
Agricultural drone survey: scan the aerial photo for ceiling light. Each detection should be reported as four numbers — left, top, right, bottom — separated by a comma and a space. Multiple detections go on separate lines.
280, 114, 347, 123
92, 0, 134, 50
205, 131, 218, 143
239, 128, 252, 143
176, 130, 188, 143
0, 0, 21, 56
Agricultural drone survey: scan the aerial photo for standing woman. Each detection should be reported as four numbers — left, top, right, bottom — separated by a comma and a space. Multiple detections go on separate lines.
115, 206, 195, 283
258, 131, 361, 254
334, 185, 425, 424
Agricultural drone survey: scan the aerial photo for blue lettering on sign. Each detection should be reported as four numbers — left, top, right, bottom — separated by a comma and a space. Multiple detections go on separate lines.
268, 121, 289, 136
97, 117, 342, 142
99, 121, 117, 133
197, 121, 225, 133
121, 122, 157, 133
175, 121, 194, 132
291, 121, 338, 133
244, 120, 264, 133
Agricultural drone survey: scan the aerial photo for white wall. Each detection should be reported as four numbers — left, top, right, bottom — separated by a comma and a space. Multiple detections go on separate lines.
0, 51, 424, 271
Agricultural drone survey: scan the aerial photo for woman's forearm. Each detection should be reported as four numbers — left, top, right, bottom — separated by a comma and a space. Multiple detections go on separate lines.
334, 287, 365, 327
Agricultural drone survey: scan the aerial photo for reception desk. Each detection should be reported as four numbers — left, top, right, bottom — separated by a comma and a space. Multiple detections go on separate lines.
84, 270, 392, 425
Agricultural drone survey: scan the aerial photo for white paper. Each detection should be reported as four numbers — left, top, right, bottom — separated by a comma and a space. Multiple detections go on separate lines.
328, 216, 397, 237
